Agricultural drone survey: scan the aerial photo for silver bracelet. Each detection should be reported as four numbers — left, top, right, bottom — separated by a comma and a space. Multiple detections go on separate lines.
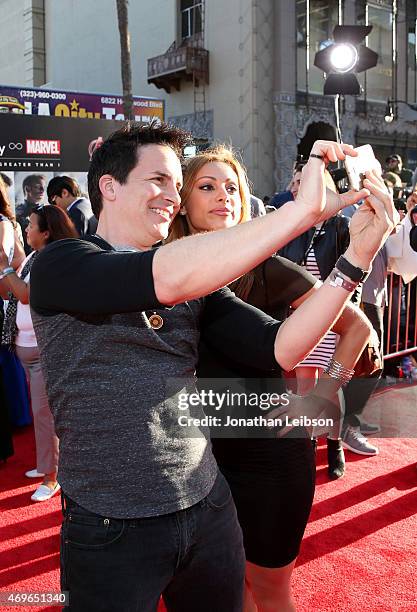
324, 357, 355, 386
0, 267, 14, 280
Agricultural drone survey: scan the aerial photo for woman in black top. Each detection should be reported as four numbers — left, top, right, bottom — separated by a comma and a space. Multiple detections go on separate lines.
168, 146, 372, 612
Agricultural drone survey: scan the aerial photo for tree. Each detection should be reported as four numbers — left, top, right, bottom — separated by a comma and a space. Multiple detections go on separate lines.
116, 0, 134, 120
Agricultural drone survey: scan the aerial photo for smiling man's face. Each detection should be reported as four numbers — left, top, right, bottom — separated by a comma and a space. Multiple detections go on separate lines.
111, 144, 183, 247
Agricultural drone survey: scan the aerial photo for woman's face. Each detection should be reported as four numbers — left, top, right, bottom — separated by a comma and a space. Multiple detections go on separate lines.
26, 213, 49, 251
183, 161, 242, 234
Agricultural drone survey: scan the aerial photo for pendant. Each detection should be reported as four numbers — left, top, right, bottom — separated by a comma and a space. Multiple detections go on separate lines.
148, 313, 164, 330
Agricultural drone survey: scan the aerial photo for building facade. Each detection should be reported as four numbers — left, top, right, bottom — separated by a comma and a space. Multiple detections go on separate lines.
0, 0, 416, 196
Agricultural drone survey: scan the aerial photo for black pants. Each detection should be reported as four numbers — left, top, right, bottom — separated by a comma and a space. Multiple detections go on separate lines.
343, 303, 384, 428
60, 471, 245, 612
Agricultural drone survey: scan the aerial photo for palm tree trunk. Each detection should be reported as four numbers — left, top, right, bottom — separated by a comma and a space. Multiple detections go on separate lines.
116, 0, 134, 120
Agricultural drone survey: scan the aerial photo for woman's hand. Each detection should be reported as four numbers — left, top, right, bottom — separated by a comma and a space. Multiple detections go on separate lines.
346, 169, 399, 270
267, 393, 341, 437
295, 141, 370, 222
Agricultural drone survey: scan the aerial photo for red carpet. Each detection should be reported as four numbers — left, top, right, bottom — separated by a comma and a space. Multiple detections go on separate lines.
1, 426, 417, 611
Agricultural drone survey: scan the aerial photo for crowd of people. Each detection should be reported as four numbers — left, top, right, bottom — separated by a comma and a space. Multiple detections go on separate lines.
0, 120, 413, 611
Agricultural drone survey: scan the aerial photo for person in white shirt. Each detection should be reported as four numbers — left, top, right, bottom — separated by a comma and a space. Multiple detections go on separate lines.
0, 204, 78, 501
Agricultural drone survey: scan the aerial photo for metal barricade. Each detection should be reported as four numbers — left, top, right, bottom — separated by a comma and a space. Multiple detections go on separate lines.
384, 273, 417, 360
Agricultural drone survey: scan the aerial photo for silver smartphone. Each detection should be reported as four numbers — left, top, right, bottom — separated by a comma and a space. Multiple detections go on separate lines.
344, 144, 380, 191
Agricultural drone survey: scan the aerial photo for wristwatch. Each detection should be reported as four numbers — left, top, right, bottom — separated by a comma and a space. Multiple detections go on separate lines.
335, 255, 369, 283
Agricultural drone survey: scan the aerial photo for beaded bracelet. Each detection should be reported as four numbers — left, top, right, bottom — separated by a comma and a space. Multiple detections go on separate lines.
324, 357, 355, 386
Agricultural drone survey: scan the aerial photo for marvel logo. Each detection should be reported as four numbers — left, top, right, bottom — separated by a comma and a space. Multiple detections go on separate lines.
26, 139, 61, 155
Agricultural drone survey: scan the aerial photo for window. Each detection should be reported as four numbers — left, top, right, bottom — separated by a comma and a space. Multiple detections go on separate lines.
181, 0, 203, 39
407, 27, 416, 104
296, 0, 340, 94
309, 0, 339, 94
407, 0, 417, 104
296, 0, 308, 92
356, 1, 393, 103
366, 2, 393, 102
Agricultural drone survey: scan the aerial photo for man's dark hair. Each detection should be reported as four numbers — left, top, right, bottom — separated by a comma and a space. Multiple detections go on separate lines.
298, 121, 337, 160
47, 176, 81, 202
87, 120, 192, 218
22, 174, 46, 192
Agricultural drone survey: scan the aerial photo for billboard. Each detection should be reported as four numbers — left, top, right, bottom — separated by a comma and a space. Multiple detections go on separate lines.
0, 113, 124, 172
0, 84, 164, 123
0, 113, 124, 211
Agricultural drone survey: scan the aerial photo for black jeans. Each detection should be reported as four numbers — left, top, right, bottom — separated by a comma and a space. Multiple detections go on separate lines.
343, 303, 384, 428
60, 471, 245, 612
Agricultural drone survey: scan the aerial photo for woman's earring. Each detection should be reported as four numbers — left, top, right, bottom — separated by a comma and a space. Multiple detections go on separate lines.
179, 208, 187, 215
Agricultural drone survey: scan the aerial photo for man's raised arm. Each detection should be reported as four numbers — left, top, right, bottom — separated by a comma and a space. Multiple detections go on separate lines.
154, 141, 369, 305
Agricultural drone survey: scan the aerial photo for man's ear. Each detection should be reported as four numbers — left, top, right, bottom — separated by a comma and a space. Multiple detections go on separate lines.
98, 175, 116, 202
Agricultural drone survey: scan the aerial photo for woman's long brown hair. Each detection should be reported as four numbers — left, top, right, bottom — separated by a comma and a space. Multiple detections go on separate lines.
0, 176, 16, 227
33, 205, 79, 242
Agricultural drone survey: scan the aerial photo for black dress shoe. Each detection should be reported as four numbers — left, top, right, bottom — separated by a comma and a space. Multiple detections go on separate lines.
327, 438, 345, 479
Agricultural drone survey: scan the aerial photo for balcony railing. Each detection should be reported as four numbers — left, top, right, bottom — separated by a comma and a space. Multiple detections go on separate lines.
147, 41, 209, 93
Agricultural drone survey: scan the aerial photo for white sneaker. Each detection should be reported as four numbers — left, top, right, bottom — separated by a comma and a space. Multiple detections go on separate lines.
342, 426, 379, 456
31, 482, 61, 502
25, 469, 45, 478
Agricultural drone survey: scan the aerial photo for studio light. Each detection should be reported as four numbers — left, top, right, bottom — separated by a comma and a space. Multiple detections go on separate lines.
314, 25, 378, 95
329, 43, 358, 73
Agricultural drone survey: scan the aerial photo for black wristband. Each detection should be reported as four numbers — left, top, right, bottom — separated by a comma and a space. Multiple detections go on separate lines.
335, 255, 369, 282
309, 153, 325, 160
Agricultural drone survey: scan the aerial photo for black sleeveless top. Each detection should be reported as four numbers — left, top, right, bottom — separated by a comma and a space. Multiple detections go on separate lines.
197, 255, 316, 468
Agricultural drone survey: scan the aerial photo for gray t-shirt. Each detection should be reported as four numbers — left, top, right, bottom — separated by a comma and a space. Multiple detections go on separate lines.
30, 237, 280, 518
